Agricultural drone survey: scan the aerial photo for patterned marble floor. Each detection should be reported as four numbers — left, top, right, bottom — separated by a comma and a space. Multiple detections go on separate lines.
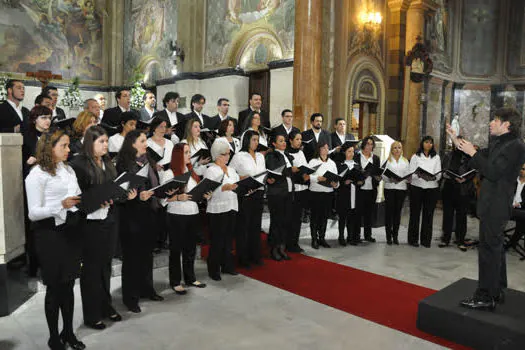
1, 207, 524, 350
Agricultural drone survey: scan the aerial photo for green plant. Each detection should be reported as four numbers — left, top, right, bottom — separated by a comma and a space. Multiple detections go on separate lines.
60, 77, 84, 110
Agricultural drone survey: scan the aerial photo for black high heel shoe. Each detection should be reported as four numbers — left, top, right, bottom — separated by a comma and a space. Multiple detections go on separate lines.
108, 313, 122, 322
59, 332, 86, 350
85, 321, 106, 330
47, 337, 65, 350
279, 245, 291, 260
270, 246, 282, 261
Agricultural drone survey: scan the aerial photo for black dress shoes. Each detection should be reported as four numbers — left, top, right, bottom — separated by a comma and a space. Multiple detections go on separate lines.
409, 242, 420, 247
338, 237, 347, 246
209, 274, 221, 281
460, 296, 496, 310
311, 240, 319, 250
126, 304, 142, 313
319, 239, 331, 248
59, 333, 86, 350
271, 246, 283, 260
223, 270, 239, 276
494, 290, 505, 304
85, 321, 106, 330
364, 237, 376, 243
108, 313, 122, 322
286, 245, 303, 253
48, 337, 65, 350
149, 294, 164, 301
386, 239, 392, 245
393, 237, 399, 245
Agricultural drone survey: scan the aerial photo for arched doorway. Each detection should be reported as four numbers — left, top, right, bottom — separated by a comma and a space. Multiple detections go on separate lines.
346, 56, 386, 139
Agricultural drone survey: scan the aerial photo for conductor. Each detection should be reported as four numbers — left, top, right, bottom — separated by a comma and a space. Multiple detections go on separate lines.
447, 107, 525, 310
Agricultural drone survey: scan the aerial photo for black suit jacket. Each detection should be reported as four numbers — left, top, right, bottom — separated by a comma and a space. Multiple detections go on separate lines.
209, 114, 238, 132
330, 132, 355, 148
470, 133, 525, 220
185, 111, 215, 130
238, 108, 270, 130
265, 150, 294, 197
102, 106, 123, 127
53, 107, 67, 121
0, 101, 30, 133
354, 152, 381, 190
153, 109, 187, 140
301, 129, 332, 162
271, 124, 300, 146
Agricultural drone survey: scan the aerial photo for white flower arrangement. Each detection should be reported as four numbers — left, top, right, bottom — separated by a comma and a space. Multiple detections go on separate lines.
130, 78, 146, 110
60, 77, 84, 110
0, 74, 11, 102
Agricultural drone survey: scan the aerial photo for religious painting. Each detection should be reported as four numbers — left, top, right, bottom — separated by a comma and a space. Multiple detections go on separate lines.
123, 0, 177, 82
205, 0, 294, 68
348, 0, 386, 63
426, 0, 452, 74
0, 0, 105, 81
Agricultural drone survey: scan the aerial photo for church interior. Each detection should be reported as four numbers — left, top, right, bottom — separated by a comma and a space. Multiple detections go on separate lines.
1, 0, 525, 349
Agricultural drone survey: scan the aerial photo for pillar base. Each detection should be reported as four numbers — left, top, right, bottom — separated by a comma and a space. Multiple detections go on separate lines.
0, 258, 34, 317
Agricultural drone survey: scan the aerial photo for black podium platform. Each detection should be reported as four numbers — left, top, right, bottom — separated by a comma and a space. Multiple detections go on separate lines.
417, 278, 525, 350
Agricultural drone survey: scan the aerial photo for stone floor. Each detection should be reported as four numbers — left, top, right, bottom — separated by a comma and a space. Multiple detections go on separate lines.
1, 207, 524, 350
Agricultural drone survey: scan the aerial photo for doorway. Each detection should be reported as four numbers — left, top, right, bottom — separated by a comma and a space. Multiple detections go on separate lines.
248, 70, 270, 113
351, 101, 378, 138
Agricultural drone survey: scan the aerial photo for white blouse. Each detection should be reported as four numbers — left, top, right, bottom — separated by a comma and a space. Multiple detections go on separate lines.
342, 160, 357, 209
161, 168, 199, 216
204, 164, 239, 214
308, 158, 339, 193
383, 157, 410, 191
108, 133, 124, 153
230, 151, 266, 193
25, 163, 81, 226
181, 138, 208, 176
409, 153, 442, 189
290, 150, 308, 192
359, 152, 375, 190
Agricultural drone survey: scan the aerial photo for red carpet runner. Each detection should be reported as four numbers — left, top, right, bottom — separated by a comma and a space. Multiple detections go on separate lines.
240, 253, 469, 349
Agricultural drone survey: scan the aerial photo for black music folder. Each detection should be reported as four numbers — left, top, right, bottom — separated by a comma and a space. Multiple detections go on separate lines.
190, 148, 211, 160
147, 146, 164, 163
382, 168, 412, 182
234, 176, 265, 196
319, 169, 345, 187
257, 143, 269, 152
187, 178, 222, 202
298, 164, 321, 175
52, 117, 75, 130
150, 172, 191, 198
343, 167, 367, 183
267, 165, 286, 180
79, 181, 128, 214
445, 169, 477, 180
414, 167, 443, 180
364, 162, 383, 177
137, 117, 155, 130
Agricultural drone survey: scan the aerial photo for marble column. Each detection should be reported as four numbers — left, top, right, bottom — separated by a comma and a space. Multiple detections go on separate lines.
177, 0, 206, 73
401, 0, 438, 156
293, 0, 323, 131
0, 134, 32, 317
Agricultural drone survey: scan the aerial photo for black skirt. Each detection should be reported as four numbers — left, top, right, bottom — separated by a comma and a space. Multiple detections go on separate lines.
34, 218, 83, 286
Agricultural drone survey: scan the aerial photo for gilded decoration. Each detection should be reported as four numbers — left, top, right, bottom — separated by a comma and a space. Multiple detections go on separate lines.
348, 0, 386, 64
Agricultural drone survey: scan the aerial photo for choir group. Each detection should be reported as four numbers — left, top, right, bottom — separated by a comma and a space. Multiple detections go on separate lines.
16, 85, 480, 350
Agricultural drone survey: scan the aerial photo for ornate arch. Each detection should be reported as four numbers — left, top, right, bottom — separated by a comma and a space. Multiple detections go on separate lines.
227, 26, 285, 71
345, 55, 386, 134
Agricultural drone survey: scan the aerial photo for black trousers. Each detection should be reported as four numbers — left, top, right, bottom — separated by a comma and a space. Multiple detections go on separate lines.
288, 190, 308, 249
477, 217, 508, 298
207, 211, 236, 277
408, 186, 439, 246
237, 191, 264, 265
507, 213, 525, 248
120, 214, 156, 307
80, 217, 117, 324
45, 280, 75, 340
384, 189, 406, 241
356, 189, 377, 239
167, 213, 198, 286
441, 183, 469, 244
309, 191, 333, 241
154, 206, 169, 248
268, 193, 293, 246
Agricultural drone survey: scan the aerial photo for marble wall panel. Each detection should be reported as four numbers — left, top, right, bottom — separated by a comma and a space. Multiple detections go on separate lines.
269, 67, 293, 127
457, 89, 491, 148
506, 0, 525, 78
426, 81, 443, 151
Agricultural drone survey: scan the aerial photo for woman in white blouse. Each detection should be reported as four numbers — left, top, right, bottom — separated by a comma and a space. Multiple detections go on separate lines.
230, 130, 266, 268
214, 118, 241, 165
108, 111, 137, 155
240, 111, 268, 150
382, 141, 410, 245
161, 143, 210, 294
308, 142, 339, 249
287, 130, 309, 252
204, 141, 239, 280
70, 126, 131, 330
336, 145, 362, 246
182, 118, 211, 176
25, 129, 86, 350
408, 136, 442, 248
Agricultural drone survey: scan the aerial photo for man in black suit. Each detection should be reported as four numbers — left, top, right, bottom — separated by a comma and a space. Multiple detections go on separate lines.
271, 109, 299, 146
185, 93, 214, 129
209, 98, 238, 132
0, 79, 30, 133
330, 118, 355, 162
238, 93, 270, 130
301, 113, 332, 162
139, 90, 156, 121
152, 91, 186, 142
101, 88, 133, 127
448, 108, 525, 310
42, 85, 67, 120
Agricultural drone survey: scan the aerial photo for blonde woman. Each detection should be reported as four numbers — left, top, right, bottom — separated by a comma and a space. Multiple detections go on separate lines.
70, 111, 98, 156
382, 141, 410, 245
